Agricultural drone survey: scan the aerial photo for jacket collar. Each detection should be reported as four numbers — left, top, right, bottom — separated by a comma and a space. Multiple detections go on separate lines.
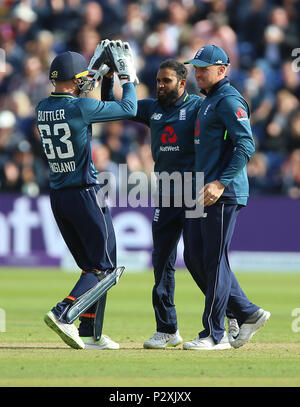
200, 77, 229, 97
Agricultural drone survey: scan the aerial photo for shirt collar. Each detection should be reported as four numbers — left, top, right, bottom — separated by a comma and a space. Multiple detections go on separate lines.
51, 92, 76, 98
200, 77, 229, 97
173, 90, 188, 107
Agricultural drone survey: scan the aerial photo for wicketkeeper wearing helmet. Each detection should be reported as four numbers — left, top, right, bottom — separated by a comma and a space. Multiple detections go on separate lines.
36, 42, 138, 349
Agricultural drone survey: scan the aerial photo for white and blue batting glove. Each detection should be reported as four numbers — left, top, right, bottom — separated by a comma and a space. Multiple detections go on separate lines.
88, 39, 110, 74
122, 41, 139, 85
108, 40, 138, 86
79, 39, 112, 95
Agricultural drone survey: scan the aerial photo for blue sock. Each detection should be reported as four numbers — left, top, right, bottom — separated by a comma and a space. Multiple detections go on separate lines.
52, 272, 99, 322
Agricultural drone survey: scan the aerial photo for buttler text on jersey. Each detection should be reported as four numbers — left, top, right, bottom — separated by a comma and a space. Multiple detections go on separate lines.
37, 109, 66, 121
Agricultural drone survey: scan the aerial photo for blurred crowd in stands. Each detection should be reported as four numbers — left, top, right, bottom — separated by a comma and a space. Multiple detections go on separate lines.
1, 0, 300, 198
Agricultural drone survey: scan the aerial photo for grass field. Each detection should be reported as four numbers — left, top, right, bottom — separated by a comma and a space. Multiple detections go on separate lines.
0, 268, 300, 388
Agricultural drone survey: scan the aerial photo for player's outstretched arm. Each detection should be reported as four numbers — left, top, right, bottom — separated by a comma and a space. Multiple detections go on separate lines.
101, 75, 116, 102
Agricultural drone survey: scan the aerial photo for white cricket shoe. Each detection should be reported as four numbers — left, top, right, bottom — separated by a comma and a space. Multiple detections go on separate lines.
230, 308, 271, 348
143, 330, 183, 349
227, 318, 239, 342
44, 311, 85, 350
183, 332, 231, 350
81, 335, 120, 350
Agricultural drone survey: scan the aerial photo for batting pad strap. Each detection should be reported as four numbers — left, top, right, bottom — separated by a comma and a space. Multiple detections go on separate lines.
65, 267, 124, 324
63, 295, 77, 305
81, 313, 95, 319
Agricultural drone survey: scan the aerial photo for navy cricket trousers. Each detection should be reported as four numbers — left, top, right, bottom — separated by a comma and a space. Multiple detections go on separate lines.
49, 185, 116, 333
50, 185, 116, 272
152, 203, 238, 334
152, 205, 185, 334
151, 202, 218, 334
185, 203, 259, 343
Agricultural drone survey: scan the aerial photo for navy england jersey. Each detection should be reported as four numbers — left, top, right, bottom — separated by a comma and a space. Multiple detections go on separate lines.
36, 83, 136, 189
101, 77, 203, 175
136, 92, 203, 175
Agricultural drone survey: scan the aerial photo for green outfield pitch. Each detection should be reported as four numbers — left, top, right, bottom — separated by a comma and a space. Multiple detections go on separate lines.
0, 268, 300, 387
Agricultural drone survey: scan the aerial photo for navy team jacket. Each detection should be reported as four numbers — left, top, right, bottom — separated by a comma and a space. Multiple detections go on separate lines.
194, 77, 255, 206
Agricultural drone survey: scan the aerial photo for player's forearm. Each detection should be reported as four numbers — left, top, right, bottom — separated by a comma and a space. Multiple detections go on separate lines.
218, 145, 254, 186
114, 82, 137, 117
101, 77, 137, 117
101, 76, 115, 101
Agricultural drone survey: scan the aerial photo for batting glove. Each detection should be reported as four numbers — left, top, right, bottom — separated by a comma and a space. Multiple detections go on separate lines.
88, 39, 111, 73
106, 40, 138, 86
123, 41, 139, 85
78, 39, 114, 95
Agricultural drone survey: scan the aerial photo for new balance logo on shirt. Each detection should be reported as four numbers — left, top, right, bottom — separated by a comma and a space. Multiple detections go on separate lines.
151, 113, 163, 120
151, 110, 186, 121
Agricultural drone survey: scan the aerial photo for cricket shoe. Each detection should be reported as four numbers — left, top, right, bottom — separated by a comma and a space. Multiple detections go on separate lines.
81, 335, 120, 350
44, 311, 85, 349
143, 330, 183, 349
227, 317, 239, 342
230, 308, 271, 349
183, 332, 231, 350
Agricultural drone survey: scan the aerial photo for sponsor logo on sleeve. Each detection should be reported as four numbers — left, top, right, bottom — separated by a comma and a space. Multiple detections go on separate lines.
236, 107, 248, 121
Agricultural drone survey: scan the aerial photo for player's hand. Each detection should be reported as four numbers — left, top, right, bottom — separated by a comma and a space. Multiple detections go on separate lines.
80, 39, 112, 95
107, 40, 138, 86
88, 39, 111, 74
88, 39, 112, 81
198, 180, 225, 206
122, 41, 139, 85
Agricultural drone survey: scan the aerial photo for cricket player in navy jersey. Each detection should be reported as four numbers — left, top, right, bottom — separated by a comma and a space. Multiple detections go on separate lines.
182, 45, 271, 350
102, 58, 238, 348
136, 60, 203, 349
36, 42, 138, 350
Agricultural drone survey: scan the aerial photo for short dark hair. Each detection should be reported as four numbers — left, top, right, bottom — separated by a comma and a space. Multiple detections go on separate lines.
159, 59, 187, 80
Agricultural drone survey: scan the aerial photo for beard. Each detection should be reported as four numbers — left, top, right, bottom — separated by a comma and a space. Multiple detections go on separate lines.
157, 85, 180, 108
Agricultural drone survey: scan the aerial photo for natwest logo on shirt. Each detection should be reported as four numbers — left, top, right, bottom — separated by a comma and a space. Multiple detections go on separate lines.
236, 107, 248, 121
160, 125, 179, 151
161, 125, 177, 144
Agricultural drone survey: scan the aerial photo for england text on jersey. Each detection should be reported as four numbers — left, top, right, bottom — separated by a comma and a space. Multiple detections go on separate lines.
49, 161, 76, 173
